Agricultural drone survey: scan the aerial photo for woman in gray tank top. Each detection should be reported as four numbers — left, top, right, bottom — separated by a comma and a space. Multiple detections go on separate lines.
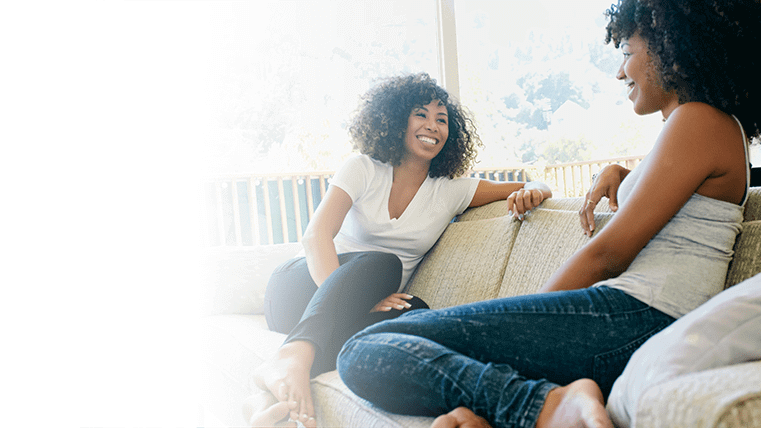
337, 1, 761, 428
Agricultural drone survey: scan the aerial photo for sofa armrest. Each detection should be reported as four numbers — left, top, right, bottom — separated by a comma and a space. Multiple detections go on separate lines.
634, 360, 761, 428
200, 243, 303, 316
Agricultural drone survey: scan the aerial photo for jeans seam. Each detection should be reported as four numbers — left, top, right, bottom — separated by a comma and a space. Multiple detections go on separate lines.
592, 318, 672, 385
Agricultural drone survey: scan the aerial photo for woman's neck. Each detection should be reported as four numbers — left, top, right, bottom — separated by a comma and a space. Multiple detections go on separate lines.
393, 159, 430, 184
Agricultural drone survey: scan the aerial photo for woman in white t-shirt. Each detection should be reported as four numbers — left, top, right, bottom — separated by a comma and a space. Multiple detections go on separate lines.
247, 73, 552, 427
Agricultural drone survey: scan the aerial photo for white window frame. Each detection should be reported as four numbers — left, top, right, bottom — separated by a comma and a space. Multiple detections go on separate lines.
435, 0, 461, 99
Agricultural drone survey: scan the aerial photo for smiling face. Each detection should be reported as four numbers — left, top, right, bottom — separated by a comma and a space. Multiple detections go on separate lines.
617, 33, 679, 118
402, 99, 449, 164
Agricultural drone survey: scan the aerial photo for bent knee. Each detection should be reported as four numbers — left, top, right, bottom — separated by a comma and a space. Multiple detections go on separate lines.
362, 251, 402, 271
336, 335, 365, 391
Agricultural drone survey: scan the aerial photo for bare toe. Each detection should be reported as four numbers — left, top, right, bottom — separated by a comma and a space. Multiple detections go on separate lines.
253, 341, 316, 404
432, 407, 491, 428
303, 415, 318, 428
242, 391, 276, 423
243, 392, 296, 427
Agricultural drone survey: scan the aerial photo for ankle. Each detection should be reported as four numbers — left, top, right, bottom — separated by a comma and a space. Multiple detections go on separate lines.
536, 386, 565, 427
277, 340, 316, 363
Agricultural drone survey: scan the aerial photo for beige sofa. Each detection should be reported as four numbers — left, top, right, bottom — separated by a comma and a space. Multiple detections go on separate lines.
200, 188, 761, 428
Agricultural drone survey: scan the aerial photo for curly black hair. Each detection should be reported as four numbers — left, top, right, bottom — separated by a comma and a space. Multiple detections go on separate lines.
604, 0, 761, 139
348, 72, 481, 178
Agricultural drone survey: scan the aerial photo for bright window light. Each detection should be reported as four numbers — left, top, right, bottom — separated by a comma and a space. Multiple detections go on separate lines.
453, 0, 664, 167
207, 0, 439, 174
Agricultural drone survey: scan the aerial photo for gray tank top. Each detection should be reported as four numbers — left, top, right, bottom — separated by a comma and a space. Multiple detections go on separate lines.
595, 116, 750, 319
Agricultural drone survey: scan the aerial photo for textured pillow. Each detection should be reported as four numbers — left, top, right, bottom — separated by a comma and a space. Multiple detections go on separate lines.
200, 243, 303, 315
724, 220, 761, 288
456, 197, 612, 223
404, 215, 520, 309
498, 208, 614, 298
456, 200, 509, 222
541, 197, 611, 213
606, 273, 761, 428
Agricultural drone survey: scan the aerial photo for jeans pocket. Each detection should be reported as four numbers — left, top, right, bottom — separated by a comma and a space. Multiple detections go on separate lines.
593, 321, 670, 396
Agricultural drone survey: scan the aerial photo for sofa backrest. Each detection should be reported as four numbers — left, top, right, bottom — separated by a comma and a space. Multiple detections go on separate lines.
405, 188, 761, 310
403, 215, 520, 309
405, 202, 614, 309
744, 187, 761, 221
498, 208, 614, 298
456, 186, 760, 222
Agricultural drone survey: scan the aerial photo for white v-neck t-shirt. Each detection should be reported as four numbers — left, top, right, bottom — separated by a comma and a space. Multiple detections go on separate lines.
327, 154, 480, 291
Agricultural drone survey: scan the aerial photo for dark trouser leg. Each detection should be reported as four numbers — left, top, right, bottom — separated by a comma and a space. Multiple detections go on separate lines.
264, 251, 428, 376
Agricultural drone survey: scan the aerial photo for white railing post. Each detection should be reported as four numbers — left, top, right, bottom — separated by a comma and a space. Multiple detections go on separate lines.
292, 177, 303, 242
262, 179, 274, 245
248, 177, 260, 246
231, 180, 243, 246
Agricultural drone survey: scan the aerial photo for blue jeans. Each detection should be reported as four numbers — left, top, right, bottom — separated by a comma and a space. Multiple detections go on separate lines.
337, 286, 675, 428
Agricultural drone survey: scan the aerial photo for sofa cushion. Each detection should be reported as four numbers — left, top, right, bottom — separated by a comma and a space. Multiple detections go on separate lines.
455, 197, 612, 223
200, 243, 303, 315
312, 371, 435, 428
541, 197, 611, 213
405, 215, 520, 309
498, 209, 614, 298
606, 273, 761, 428
725, 220, 761, 288
743, 186, 761, 221
455, 200, 509, 222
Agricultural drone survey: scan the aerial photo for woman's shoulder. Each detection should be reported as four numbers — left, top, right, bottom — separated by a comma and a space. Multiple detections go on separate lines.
343, 153, 389, 170
669, 103, 737, 128
664, 103, 747, 203
665, 103, 742, 147
334, 154, 392, 189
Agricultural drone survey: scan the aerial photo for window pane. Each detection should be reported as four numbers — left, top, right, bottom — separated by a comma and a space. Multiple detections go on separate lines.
207, 0, 438, 174
454, 0, 664, 167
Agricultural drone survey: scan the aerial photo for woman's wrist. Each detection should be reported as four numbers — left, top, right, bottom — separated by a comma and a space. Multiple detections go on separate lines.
524, 181, 552, 199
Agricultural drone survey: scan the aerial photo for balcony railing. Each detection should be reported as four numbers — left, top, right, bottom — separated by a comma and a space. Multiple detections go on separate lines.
202, 155, 644, 246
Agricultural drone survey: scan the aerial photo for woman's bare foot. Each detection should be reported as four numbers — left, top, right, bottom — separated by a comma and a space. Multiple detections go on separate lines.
252, 340, 317, 427
242, 391, 296, 427
432, 407, 492, 428
536, 379, 613, 428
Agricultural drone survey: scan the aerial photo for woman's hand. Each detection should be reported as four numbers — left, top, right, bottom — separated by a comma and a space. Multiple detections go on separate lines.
370, 293, 414, 313
580, 164, 629, 237
507, 188, 546, 220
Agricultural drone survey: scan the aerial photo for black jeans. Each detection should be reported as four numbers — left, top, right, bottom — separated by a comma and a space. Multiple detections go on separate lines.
264, 251, 429, 376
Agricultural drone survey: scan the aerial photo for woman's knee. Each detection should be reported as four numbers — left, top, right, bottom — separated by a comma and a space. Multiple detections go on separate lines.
264, 258, 316, 333
339, 251, 403, 293
355, 251, 402, 274
337, 330, 395, 397
336, 332, 370, 388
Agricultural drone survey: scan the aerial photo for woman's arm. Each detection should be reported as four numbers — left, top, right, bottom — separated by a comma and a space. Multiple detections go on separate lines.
469, 180, 552, 217
540, 104, 744, 293
301, 186, 353, 287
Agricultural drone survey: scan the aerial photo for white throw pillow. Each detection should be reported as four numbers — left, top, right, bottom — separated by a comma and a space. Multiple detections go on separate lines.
606, 273, 761, 428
